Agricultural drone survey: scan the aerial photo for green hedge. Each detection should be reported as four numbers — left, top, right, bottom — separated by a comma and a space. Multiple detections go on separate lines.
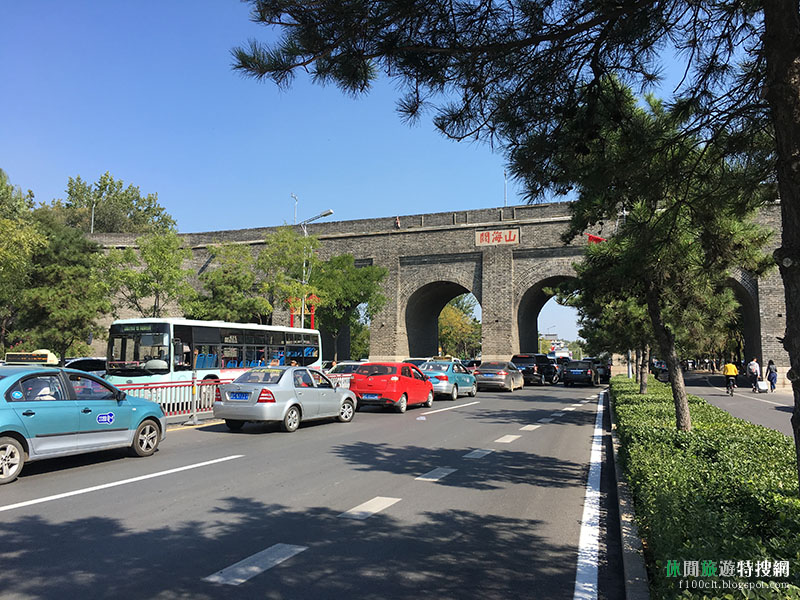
611, 376, 800, 599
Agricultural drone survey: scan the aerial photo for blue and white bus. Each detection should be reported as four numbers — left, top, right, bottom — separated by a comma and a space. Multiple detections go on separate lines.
105, 318, 322, 385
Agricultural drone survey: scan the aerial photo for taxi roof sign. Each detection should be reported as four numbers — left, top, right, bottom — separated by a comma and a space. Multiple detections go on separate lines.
4, 350, 59, 365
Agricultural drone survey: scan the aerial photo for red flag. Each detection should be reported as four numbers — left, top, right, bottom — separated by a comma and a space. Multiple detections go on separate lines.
587, 233, 607, 244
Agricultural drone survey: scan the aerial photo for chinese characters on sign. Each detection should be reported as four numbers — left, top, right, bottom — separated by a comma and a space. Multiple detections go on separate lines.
665, 559, 792, 593
475, 228, 520, 246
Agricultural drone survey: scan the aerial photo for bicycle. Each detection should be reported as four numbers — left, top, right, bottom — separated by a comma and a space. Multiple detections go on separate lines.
725, 376, 736, 396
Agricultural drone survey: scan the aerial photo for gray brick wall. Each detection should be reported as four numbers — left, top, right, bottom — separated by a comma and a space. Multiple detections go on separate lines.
93, 201, 789, 385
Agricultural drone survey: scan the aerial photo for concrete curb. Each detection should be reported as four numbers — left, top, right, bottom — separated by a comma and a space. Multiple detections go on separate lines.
605, 389, 651, 600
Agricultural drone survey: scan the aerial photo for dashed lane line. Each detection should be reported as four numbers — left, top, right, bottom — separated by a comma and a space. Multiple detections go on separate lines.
520, 424, 541, 431
494, 434, 521, 443
416, 467, 457, 482
464, 449, 494, 459
538, 417, 554, 423
338, 496, 401, 520
552, 411, 566, 417
203, 544, 308, 586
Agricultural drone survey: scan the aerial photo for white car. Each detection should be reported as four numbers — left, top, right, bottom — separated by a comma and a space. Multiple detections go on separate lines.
214, 366, 357, 432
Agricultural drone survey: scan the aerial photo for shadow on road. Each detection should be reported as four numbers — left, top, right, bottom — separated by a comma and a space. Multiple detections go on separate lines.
0, 496, 577, 599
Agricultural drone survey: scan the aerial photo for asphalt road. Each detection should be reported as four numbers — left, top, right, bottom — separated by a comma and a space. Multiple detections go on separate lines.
682, 372, 794, 436
0, 384, 622, 600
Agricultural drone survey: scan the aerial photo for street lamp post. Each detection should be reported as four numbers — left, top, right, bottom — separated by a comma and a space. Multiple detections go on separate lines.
298, 208, 334, 328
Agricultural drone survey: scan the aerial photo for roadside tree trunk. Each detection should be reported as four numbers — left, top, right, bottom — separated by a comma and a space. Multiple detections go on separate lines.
763, 0, 800, 493
639, 345, 650, 395
646, 288, 691, 431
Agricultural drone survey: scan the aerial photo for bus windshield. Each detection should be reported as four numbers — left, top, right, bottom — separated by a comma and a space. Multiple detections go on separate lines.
107, 331, 171, 376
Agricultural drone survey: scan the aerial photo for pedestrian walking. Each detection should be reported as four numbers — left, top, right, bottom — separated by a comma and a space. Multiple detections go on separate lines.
766, 360, 778, 392
746, 357, 761, 392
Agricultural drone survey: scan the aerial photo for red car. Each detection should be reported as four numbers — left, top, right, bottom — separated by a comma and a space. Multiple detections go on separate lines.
349, 362, 434, 413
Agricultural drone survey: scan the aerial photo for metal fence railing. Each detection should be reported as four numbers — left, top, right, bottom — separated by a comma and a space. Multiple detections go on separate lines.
118, 378, 232, 425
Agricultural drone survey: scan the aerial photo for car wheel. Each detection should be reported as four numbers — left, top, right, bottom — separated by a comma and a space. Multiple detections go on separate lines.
505, 378, 513, 392
131, 419, 160, 457
450, 385, 459, 401
338, 399, 355, 423
468, 383, 477, 397
551, 374, 559, 385
395, 394, 408, 413
281, 405, 301, 432
225, 419, 245, 431
424, 391, 434, 408
0, 436, 24, 485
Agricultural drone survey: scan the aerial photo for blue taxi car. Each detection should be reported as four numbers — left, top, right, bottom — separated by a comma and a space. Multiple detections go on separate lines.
417, 360, 477, 400
0, 352, 166, 485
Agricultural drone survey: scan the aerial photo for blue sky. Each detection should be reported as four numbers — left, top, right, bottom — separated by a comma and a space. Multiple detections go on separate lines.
1, 1, 581, 340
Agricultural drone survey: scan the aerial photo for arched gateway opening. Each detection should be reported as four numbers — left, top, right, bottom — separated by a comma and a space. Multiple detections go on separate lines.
517, 276, 576, 353
405, 282, 480, 358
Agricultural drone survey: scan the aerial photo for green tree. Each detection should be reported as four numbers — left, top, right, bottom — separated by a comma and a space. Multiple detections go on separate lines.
551, 91, 772, 430
103, 231, 194, 318
438, 296, 481, 358
18, 211, 111, 364
349, 315, 371, 360
0, 170, 44, 354
0, 168, 35, 219
256, 226, 321, 324
182, 242, 271, 323
48, 172, 176, 234
312, 254, 387, 360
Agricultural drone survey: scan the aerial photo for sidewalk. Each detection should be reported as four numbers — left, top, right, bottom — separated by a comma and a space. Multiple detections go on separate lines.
682, 371, 794, 436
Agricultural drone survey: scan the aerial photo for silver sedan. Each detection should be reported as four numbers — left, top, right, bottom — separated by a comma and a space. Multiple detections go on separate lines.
214, 366, 357, 432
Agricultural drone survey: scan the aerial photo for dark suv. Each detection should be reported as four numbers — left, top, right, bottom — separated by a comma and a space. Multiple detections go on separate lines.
511, 354, 559, 385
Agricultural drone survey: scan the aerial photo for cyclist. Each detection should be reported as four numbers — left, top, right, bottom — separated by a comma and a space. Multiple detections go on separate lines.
722, 360, 739, 395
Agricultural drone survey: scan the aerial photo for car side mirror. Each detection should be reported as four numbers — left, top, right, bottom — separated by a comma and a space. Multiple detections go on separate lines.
116, 390, 127, 402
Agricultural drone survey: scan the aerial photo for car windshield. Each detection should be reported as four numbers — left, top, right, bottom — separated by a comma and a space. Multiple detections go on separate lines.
568, 361, 592, 369
419, 362, 449, 371
481, 362, 507, 370
330, 363, 360, 374
356, 364, 394, 376
234, 368, 285, 385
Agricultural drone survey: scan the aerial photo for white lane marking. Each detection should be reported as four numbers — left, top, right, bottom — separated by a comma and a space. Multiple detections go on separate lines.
416, 467, 457, 481
494, 435, 521, 443
571, 403, 583, 407
338, 496, 401, 520
572, 393, 605, 600
464, 449, 494, 459
421, 401, 480, 415
552, 411, 566, 417
585, 396, 596, 400
204, 543, 307, 586
0, 455, 244, 514
520, 425, 540, 431
538, 417, 554, 423
564, 407, 577, 411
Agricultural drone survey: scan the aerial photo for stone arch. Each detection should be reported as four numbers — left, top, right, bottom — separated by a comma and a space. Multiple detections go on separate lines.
727, 270, 761, 363
398, 258, 482, 358
516, 275, 577, 353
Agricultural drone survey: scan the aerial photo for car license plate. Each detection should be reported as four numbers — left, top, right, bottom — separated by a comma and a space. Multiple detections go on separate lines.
571, 370, 582, 374
362, 393, 379, 400
484, 373, 496, 377
230, 392, 250, 400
